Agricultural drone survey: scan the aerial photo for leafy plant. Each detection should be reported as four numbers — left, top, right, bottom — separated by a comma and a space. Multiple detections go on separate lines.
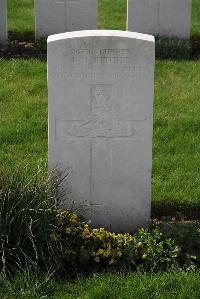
158, 218, 200, 268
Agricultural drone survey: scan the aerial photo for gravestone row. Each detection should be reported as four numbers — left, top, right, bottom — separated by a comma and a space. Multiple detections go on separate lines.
0, 0, 8, 44
35, 0, 98, 38
0, 0, 192, 44
127, 0, 192, 39
48, 30, 155, 232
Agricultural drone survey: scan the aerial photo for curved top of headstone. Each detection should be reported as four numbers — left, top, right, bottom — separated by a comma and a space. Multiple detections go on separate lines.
47, 30, 155, 44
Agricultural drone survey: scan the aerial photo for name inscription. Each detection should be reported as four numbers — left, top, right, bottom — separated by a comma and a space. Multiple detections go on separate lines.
70, 48, 130, 65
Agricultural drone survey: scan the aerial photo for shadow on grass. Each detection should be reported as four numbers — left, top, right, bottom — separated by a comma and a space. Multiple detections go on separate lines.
8, 31, 35, 43
152, 201, 200, 220
155, 37, 192, 60
191, 36, 200, 59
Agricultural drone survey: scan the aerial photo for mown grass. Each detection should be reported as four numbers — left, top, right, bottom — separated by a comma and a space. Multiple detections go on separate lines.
8, 0, 35, 41
192, 0, 200, 37
1, 270, 200, 299
0, 59, 47, 173
153, 60, 200, 217
7, 0, 200, 39
0, 59, 200, 217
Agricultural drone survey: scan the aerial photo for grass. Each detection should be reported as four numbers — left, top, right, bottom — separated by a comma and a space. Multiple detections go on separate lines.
98, 0, 127, 30
8, 0, 35, 41
0, 270, 200, 298
0, 59, 47, 173
192, 0, 200, 37
152, 60, 200, 217
7, 0, 200, 40
0, 59, 200, 217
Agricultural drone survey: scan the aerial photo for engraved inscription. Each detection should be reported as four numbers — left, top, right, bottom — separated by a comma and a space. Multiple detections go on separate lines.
52, 0, 65, 3
56, 84, 138, 139
70, 48, 130, 65
52, 0, 80, 2
50, 71, 145, 80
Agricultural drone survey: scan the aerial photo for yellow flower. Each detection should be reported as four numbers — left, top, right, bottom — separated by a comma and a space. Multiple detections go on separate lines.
142, 253, 147, 259
50, 232, 59, 241
66, 228, 72, 234
69, 213, 78, 222
104, 250, 111, 257
116, 234, 123, 238
117, 251, 122, 257
97, 249, 105, 255
82, 224, 91, 239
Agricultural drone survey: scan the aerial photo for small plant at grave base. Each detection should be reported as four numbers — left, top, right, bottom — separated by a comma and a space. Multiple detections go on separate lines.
157, 217, 200, 269
50, 211, 199, 275
0, 169, 199, 277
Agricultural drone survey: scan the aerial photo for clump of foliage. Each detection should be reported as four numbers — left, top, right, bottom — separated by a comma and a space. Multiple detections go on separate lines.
0, 169, 199, 278
158, 217, 200, 268
0, 168, 69, 276
50, 211, 200, 276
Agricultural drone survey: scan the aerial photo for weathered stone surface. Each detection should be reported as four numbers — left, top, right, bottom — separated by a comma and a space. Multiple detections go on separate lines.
127, 0, 192, 39
35, 0, 97, 38
0, 0, 8, 44
48, 30, 155, 232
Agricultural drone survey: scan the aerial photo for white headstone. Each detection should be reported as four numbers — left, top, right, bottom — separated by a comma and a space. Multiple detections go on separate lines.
35, 0, 98, 39
127, 0, 192, 39
48, 30, 155, 232
0, 0, 8, 44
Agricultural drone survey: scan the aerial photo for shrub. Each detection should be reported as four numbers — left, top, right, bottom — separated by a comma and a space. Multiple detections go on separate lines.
158, 218, 200, 268
50, 211, 199, 275
0, 168, 68, 276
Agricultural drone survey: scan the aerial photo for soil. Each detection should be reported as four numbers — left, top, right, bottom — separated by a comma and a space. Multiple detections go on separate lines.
0, 40, 46, 60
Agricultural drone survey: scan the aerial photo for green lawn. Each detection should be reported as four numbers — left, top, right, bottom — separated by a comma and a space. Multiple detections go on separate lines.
1, 271, 200, 299
51, 271, 200, 299
0, 59, 200, 217
0, 59, 47, 173
7, 0, 200, 40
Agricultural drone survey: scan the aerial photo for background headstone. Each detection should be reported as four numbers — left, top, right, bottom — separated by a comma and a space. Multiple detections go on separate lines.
127, 0, 192, 39
0, 0, 8, 44
48, 30, 155, 232
35, 0, 98, 39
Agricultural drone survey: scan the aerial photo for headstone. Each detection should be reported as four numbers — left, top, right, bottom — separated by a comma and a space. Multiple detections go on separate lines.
35, 0, 98, 39
127, 0, 192, 39
0, 0, 8, 44
48, 30, 155, 232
